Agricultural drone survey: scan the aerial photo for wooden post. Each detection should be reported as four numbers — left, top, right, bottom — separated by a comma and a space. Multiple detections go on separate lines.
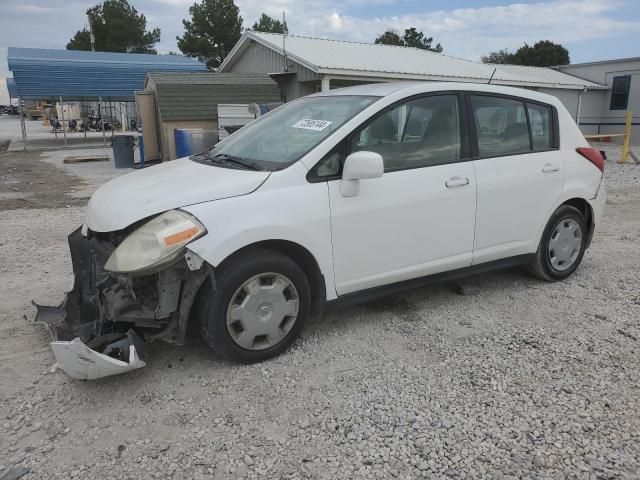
620, 111, 632, 163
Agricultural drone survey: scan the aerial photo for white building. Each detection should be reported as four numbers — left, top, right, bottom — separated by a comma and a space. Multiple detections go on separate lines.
220, 32, 610, 129
554, 58, 640, 142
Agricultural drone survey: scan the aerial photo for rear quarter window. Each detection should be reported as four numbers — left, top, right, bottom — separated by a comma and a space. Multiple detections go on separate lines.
527, 103, 553, 151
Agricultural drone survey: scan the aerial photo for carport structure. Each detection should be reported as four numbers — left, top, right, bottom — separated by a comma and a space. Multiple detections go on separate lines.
7, 47, 206, 149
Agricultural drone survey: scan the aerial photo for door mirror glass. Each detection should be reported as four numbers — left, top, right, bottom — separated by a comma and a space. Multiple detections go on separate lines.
342, 151, 384, 180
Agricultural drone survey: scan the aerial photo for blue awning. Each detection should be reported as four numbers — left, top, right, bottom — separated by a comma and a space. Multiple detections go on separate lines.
8, 47, 207, 101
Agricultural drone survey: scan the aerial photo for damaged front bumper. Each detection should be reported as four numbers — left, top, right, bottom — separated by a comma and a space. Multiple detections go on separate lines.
35, 227, 210, 380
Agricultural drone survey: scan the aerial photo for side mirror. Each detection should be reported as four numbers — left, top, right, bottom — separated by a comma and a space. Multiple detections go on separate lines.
340, 151, 384, 197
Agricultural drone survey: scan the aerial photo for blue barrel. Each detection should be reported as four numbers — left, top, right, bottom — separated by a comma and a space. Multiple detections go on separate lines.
138, 135, 144, 166
175, 129, 194, 158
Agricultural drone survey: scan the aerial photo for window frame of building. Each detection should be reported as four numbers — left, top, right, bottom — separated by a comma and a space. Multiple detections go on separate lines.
609, 75, 631, 111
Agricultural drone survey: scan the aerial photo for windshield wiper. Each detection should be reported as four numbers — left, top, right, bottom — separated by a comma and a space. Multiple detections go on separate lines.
212, 153, 262, 171
192, 152, 262, 171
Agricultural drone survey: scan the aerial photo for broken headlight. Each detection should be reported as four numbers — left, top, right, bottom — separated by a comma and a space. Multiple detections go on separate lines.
104, 210, 206, 274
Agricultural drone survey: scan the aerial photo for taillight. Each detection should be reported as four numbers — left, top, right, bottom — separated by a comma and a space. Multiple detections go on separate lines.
576, 147, 605, 173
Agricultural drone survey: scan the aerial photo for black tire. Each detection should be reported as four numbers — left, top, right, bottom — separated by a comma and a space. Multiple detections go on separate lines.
199, 248, 311, 362
528, 205, 588, 281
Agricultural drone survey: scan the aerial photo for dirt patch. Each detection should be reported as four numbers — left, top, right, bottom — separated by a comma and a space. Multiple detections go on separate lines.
0, 151, 89, 210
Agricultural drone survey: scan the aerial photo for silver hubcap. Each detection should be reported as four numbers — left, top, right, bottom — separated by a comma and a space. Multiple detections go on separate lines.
548, 218, 582, 271
226, 273, 299, 351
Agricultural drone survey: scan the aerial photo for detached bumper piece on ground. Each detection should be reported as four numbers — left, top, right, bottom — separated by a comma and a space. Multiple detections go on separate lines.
34, 228, 209, 380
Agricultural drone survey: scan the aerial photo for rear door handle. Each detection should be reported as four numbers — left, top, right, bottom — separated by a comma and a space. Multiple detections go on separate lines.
542, 163, 560, 173
445, 176, 470, 188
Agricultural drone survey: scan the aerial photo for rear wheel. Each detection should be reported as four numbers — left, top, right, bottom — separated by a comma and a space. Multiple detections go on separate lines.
200, 248, 311, 362
528, 205, 587, 281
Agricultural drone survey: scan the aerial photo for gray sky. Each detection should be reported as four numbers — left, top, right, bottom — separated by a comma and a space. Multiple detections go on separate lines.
2, 0, 640, 103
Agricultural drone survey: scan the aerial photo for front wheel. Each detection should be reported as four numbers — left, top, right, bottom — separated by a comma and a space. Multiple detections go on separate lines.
528, 205, 588, 281
200, 248, 311, 362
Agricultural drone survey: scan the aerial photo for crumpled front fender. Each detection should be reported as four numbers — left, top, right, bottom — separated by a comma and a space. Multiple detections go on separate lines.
34, 228, 210, 380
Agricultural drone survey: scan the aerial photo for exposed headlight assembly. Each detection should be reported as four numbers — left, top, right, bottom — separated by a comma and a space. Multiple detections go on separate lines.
104, 210, 206, 274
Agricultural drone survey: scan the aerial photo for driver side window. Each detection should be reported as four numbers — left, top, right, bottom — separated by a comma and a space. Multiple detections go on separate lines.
350, 95, 461, 172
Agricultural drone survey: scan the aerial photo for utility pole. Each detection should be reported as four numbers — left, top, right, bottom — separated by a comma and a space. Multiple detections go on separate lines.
89, 15, 95, 51
282, 11, 288, 72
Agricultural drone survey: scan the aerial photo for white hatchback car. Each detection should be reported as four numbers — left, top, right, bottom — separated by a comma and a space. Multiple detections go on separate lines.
38, 82, 606, 379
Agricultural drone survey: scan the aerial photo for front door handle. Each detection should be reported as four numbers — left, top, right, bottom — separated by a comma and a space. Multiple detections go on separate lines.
445, 176, 470, 188
542, 163, 560, 173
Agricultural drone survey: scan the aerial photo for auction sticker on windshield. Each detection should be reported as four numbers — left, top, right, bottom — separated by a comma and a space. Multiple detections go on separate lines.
291, 119, 332, 131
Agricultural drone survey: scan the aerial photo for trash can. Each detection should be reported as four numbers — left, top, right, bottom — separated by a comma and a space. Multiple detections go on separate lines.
112, 135, 135, 169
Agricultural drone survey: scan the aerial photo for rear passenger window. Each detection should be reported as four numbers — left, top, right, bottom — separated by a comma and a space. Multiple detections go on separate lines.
471, 95, 530, 157
351, 95, 461, 171
527, 103, 552, 150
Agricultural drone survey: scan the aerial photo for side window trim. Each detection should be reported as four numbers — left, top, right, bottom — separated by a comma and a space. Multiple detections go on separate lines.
307, 91, 472, 182
465, 92, 560, 161
523, 102, 534, 151
350, 90, 472, 174
525, 101, 558, 151
307, 141, 346, 183
346, 92, 471, 170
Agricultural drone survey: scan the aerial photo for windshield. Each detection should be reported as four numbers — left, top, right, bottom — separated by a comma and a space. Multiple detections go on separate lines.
192, 95, 378, 171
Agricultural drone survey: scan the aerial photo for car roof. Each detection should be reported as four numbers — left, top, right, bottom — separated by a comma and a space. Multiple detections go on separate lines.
311, 81, 562, 106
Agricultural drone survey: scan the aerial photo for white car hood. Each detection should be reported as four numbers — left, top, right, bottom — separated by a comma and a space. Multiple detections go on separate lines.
86, 158, 270, 232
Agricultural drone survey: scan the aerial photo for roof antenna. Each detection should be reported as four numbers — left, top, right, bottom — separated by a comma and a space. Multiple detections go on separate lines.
487, 67, 496, 84
282, 11, 288, 72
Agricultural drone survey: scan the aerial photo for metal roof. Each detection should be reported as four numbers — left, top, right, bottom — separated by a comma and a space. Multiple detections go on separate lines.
486, 63, 605, 90
147, 72, 279, 86
553, 57, 640, 68
220, 32, 605, 90
7, 47, 207, 101
146, 72, 281, 121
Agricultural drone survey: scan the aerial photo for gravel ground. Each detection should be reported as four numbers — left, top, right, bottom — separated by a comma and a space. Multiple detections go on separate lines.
1, 146, 639, 480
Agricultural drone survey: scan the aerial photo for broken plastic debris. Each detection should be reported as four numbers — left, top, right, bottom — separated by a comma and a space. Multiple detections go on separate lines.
35, 295, 149, 380
50, 338, 146, 380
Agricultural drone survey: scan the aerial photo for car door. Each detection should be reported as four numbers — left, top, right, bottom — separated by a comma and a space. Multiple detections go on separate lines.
324, 93, 477, 295
468, 94, 563, 264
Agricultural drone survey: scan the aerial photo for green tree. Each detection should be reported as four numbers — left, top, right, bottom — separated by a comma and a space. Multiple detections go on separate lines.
481, 49, 515, 64
374, 28, 443, 52
251, 13, 287, 34
177, 0, 243, 70
374, 29, 404, 46
512, 40, 569, 67
402, 27, 442, 53
482, 41, 569, 67
66, 0, 160, 53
